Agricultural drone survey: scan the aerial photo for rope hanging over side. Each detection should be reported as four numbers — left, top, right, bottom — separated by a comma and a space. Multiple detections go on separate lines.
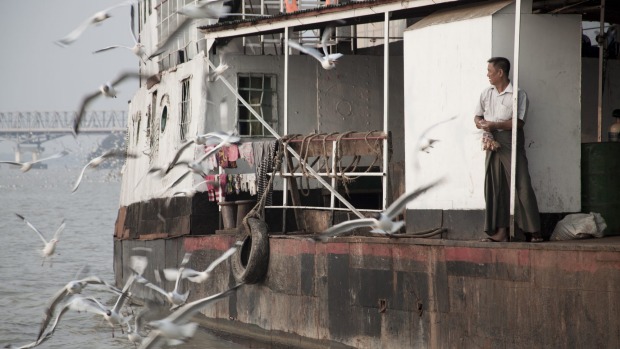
242, 140, 283, 235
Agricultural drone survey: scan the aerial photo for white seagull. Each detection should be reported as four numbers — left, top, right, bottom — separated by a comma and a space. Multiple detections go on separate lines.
93, 4, 146, 63
3, 330, 54, 349
149, 1, 230, 60
127, 307, 148, 347
138, 283, 244, 349
163, 179, 218, 208
163, 242, 240, 284
134, 253, 191, 310
312, 179, 445, 241
207, 56, 230, 80
73, 71, 144, 136
288, 25, 343, 70
161, 134, 238, 192
15, 214, 65, 266
37, 274, 122, 341
65, 274, 137, 337
195, 130, 240, 147
177, 0, 231, 20
413, 115, 458, 170
72, 149, 139, 193
0, 150, 69, 172
55, 0, 135, 47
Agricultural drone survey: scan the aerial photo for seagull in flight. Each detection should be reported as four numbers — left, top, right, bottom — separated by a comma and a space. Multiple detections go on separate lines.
72, 149, 139, 193
55, 0, 135, 47
73, 71, 144, 136
15, 213, 65, 266
134, 253, 192, 310
93, 4, 146, 63
148, 1, 230, 60
177, 0, 231, 20
161, 134, 237, 193
64, 274, 137, 337
413, 115, 458, 170
312, 178, 445, 241
163, 242, 240, 284
288, 25, 343, 70
3, 330, 55, 349
138, 283, 244, 349
163, 179, 218, 208
207, 56, 229, 80
36, 272, 122, 341
0, 150, 69, 172
127, 306, 149, 347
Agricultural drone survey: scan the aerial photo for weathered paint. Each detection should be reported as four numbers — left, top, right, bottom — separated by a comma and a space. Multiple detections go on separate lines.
116, 234, 620, 349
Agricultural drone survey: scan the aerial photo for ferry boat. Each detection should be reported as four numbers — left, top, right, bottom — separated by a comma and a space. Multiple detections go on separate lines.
115, 0, 620, 347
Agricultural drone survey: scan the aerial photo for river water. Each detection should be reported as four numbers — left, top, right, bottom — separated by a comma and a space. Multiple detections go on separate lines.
0, 165, 249, 349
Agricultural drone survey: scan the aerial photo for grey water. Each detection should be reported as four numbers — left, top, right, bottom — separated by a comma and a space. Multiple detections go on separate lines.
0, 165, 249, 349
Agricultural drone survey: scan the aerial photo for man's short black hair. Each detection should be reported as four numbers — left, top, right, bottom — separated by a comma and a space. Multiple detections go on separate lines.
488, 57, 511, 76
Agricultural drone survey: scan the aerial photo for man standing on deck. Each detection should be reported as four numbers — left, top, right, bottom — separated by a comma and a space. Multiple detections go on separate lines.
474, 57, 542, 243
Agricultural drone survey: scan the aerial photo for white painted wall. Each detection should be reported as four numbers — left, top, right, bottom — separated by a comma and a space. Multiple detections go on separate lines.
404, 16, 493, 210
404, 9, 582, 213
120, 55, 207, 206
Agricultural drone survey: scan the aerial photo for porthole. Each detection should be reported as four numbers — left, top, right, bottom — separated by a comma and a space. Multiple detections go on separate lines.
161, 106, 168, 132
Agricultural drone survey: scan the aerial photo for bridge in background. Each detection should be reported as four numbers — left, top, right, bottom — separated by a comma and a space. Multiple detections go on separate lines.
0, 110, 127, 164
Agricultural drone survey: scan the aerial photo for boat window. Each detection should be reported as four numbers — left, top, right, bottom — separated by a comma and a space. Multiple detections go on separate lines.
133, 111, 141, 145
180, 78, 191, 141
237, 73, 277, 137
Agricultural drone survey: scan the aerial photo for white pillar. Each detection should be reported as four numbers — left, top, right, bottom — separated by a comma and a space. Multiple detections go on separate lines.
510, 0, 523, 238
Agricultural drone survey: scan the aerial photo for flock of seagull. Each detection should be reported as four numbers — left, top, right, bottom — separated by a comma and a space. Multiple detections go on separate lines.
3, 0, 453, 347
8, 212, 245, 349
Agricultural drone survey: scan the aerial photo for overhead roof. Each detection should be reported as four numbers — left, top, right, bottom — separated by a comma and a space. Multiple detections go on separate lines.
198, 0, 620, 39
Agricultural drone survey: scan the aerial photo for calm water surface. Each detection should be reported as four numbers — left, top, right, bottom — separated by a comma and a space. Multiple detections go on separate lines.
0, 165, 250, 349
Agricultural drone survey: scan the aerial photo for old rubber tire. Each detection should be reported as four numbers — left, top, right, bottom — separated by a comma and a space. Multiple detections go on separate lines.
231, 217, 269, 284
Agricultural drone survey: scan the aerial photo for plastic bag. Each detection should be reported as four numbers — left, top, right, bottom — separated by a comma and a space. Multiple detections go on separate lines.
550, 212, 607, 241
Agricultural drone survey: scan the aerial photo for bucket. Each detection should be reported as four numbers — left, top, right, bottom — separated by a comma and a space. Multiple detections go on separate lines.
581, 142, 620, 235
218, 201, 237, 230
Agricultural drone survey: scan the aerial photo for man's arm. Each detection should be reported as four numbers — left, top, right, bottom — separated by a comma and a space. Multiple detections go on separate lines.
479, 118, 524, 131
474, 115, 484, 129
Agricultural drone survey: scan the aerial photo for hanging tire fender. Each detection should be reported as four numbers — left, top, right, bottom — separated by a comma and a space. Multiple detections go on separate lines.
231, 217, 269, 284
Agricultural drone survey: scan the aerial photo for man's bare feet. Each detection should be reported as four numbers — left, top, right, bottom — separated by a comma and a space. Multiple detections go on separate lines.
480, 227, 509, 242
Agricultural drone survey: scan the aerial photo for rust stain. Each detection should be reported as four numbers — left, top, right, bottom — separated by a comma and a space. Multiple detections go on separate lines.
392, 245, 430, 263
184, 235, 237, 252
531, 250, 620, 273
444, 247, 530, 267
271, 239, 317, 255
351, 243, 392, 258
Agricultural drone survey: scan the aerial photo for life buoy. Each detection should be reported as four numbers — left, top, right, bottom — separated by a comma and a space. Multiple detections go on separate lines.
231, 217, 269, 284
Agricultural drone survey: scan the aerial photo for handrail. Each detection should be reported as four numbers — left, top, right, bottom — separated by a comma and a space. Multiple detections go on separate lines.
206, 58, 365, 218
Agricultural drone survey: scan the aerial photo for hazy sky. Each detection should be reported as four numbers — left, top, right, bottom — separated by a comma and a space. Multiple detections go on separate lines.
0, 0, 139, 112
0, 0, 140, 156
